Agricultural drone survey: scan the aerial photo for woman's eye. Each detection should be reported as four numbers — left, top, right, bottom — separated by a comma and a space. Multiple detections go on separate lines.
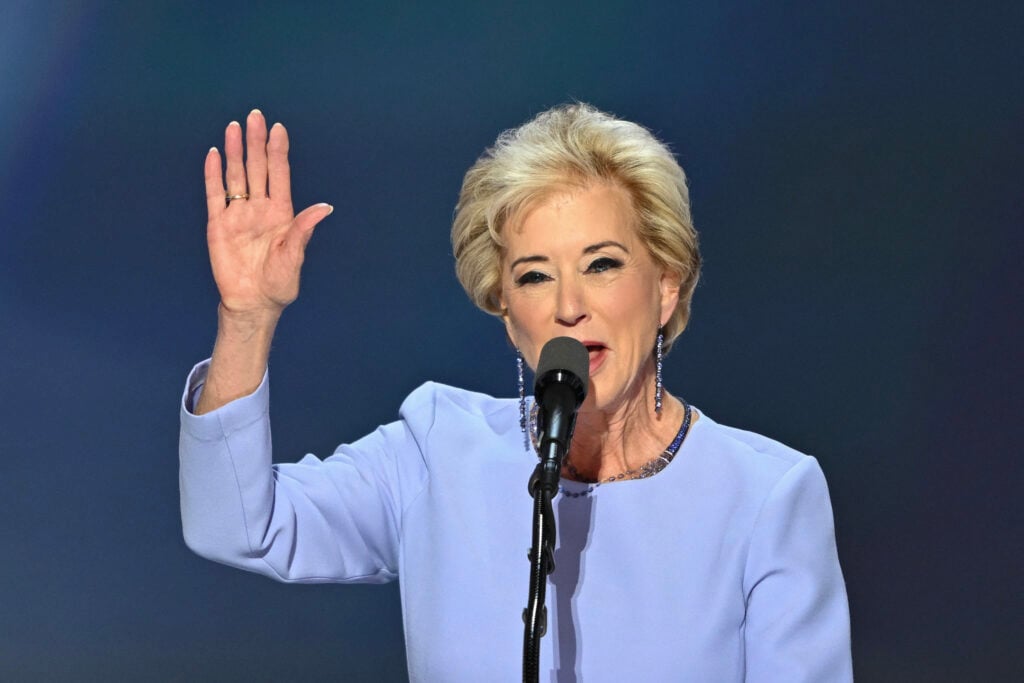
515, 271, 551, 286
586, 257, 623, 274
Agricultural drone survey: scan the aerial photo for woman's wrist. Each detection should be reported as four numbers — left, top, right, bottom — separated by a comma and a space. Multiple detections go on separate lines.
193, 304, 279, 414
216, 301, 283, 336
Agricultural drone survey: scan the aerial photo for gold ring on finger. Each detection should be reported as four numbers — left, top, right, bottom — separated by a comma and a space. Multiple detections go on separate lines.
226, 193, 249, 201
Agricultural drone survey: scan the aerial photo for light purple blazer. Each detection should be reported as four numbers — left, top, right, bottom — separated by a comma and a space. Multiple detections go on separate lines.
180, 360, 852, 681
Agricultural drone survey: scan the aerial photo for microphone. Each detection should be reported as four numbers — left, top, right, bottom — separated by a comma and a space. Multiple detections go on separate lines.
533, 337, 589, 494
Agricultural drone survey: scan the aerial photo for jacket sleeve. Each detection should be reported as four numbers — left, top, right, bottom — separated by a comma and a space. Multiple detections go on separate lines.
742, 456, 853, 682
179, 360, 430, 584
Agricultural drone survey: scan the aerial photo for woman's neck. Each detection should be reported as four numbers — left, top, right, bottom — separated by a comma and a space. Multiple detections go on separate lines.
562, 372, 687, 483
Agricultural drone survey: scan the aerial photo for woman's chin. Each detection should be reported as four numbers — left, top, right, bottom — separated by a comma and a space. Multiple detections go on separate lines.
580, 382, 622, 415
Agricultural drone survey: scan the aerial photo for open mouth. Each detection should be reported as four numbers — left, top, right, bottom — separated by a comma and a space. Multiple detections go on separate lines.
583, 343, 608, 372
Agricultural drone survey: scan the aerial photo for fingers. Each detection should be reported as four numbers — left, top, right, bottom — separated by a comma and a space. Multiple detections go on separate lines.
224, 121, 246, 197
205, 112, 303, 223
245, 109, 268, 199
204, 147, 225, 220
267, 123, 292, 208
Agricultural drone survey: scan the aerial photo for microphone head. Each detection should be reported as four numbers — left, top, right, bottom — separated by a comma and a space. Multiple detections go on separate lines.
535, 337, 590, 402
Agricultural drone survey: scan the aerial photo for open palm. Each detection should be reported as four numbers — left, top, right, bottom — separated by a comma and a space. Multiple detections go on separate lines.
204, 110, 332, 316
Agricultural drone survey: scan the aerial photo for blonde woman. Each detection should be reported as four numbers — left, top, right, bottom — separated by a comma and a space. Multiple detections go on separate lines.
181, 104, 852, 681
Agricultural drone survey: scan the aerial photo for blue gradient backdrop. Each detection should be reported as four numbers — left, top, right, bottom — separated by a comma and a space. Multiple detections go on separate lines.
2, 1, 1020, 680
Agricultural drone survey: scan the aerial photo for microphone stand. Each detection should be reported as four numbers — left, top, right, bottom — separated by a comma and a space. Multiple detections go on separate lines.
522, 377, 580, 683
522, 463, 557, 683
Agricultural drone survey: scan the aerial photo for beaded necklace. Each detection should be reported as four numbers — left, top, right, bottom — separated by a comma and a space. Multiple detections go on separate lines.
529, 400, 693, 498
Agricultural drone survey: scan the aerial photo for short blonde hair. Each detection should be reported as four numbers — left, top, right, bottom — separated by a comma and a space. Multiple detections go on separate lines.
451, 103, 701, 349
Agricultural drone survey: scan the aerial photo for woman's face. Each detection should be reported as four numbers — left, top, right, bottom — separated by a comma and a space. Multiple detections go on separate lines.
499, 182, 680, 413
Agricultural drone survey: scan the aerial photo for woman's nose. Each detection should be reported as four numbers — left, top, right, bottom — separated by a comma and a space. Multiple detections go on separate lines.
555, 279, 587, 326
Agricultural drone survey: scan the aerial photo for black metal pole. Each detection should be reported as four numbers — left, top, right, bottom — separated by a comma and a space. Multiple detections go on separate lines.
523, 464, 557, 682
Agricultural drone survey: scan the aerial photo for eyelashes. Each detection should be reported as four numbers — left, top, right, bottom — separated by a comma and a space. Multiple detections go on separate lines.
515, 271, 551, 286
514, 257, 624, 287
586, 257, 623, 274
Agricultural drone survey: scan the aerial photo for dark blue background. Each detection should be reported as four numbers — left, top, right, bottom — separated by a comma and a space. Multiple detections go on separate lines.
2, 1, 1020, 680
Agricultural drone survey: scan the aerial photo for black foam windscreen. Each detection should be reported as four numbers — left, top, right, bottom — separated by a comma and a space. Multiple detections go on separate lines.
535, 337, 589, 401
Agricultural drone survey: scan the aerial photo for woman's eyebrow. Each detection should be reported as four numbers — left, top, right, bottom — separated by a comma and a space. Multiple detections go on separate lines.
509, 255, 548, 271
510, 241, 630, 271
583, 240, 629, 254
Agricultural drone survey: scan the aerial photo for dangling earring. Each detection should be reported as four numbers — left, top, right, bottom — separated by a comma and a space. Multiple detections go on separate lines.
516, 347, 527, 434
654, 327, 664, 415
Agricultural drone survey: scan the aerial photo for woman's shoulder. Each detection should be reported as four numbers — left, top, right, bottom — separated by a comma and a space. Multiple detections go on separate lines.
686, 409, 823, 487
399, 381, 513, 413
396, 381, 521, 437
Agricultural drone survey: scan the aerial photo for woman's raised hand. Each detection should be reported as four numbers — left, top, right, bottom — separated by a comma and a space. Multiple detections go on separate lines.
194, 111, 332, 414
204, 109, 333, 321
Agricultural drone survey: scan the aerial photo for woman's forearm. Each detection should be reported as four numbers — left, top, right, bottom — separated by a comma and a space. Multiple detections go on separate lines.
194, 304, 281, 414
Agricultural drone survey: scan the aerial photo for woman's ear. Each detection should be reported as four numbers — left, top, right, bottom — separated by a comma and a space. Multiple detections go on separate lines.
659, 269, 682, 327
498, 293, 517, 348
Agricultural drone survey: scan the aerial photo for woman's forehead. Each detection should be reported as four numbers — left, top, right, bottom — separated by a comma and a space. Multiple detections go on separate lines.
503, 183, 638, 253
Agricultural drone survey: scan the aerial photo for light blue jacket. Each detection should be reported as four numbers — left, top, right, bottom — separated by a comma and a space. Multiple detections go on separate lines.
180, 360, 852, 681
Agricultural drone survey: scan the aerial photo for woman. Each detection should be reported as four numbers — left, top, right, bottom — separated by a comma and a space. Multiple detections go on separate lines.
181, 104, 852, 681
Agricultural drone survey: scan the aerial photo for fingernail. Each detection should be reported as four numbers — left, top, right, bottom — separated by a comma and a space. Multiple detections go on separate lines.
208, 146, 218, 154
228, 121, 240, 128
250, 108, 262, 117
323, 203, 334, 215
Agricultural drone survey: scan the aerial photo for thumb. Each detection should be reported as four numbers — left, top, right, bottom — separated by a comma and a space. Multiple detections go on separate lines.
290, 202, 334, 251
